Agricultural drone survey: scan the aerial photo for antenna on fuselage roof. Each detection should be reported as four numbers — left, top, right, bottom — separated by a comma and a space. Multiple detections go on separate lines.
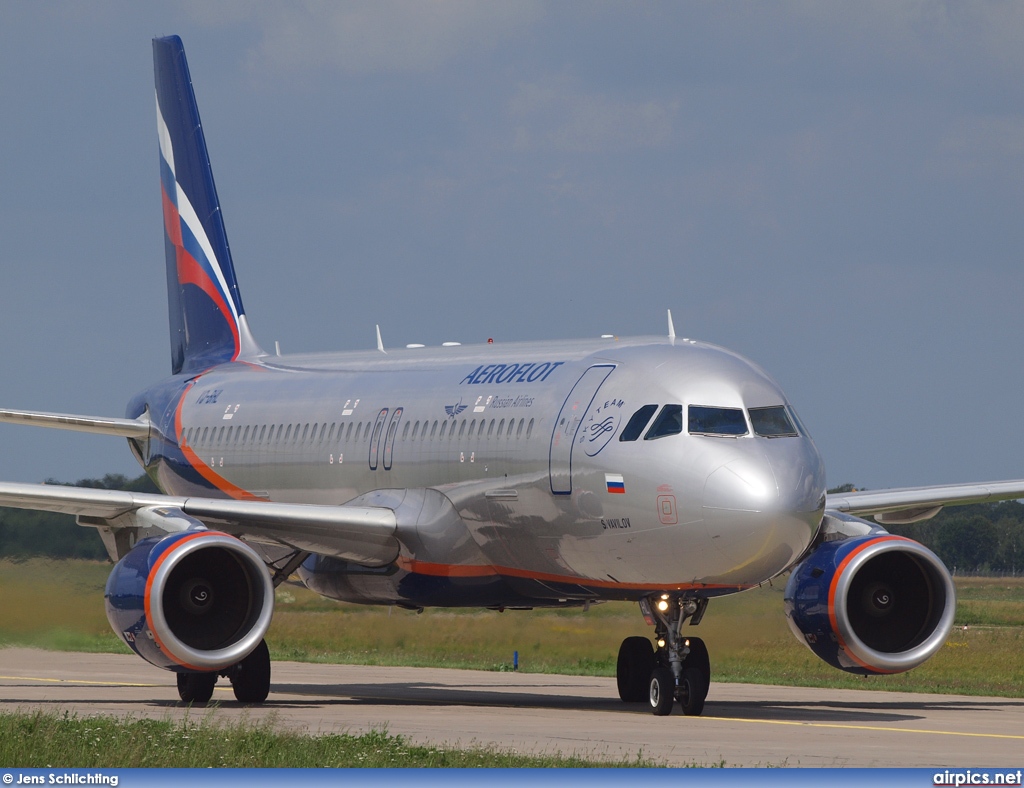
667, 309, 676, 343
376, 324, 386, 354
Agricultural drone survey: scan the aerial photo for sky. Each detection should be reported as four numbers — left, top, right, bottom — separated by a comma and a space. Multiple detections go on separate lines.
1, 1, 1022, 492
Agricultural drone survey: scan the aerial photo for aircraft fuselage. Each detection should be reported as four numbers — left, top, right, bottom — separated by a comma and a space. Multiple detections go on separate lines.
128, 335, 826, 608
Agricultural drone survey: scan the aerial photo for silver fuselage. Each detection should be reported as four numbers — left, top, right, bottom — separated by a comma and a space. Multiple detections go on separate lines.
134, 335, 826, 606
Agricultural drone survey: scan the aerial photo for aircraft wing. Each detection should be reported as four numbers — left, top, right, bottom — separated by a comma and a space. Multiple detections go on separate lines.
0, 481, 398, 566
0, 408, 150, 438
826, 479, 1024, 525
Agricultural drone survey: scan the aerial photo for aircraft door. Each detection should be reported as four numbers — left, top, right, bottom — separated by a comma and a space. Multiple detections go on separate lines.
368, 408, 388, 470
382, 407, 402, 470
548, 365, 615, 494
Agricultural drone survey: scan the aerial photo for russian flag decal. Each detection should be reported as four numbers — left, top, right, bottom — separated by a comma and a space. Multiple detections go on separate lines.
605, 473, 625, 494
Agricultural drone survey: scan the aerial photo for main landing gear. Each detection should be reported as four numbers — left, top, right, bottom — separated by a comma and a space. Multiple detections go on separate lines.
616, 595, 710, 716
176, 638, 272, 704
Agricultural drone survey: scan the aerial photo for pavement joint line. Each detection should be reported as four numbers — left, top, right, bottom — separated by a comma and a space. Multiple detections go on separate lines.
0, 674, 163, 688
702, 715, 1024, 741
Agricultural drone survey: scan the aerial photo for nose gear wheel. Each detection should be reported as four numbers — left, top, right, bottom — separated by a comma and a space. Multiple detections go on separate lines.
615, 595, 711, 716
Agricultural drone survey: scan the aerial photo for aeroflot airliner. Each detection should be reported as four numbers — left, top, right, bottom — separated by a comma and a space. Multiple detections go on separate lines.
2, 36, 1023, 715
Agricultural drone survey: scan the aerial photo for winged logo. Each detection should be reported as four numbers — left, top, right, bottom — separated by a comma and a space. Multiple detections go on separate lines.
445, 399, 468, 418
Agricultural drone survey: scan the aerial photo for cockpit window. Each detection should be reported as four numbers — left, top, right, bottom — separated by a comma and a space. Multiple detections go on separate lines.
749, 406, 799, 437
644, 404, 683, 440
619, 404, 658, 442
688, 406, 748, 436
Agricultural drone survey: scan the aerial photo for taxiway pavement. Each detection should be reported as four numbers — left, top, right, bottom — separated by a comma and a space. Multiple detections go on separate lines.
1, 648, 1021, 767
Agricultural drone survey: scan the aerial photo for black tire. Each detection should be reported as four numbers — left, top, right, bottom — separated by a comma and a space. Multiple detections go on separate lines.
230, 638, 271, 704
678, 665, 707, 716
679, 636, 710, 716
616, 636, 655, 702
176, 671, 217, 703
648, 665, 675, 716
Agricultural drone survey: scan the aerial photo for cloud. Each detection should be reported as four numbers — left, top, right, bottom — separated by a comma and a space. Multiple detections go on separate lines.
930, 116, 1024, 179
192, 0, 544, 74
508, 75, 679, 153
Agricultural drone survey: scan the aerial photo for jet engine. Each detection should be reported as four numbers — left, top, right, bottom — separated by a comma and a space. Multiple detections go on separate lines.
104, 530, 274, 672
784, 534, 955, 674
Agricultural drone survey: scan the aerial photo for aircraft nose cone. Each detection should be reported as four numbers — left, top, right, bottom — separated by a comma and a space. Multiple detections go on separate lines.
702, 439, 825, 583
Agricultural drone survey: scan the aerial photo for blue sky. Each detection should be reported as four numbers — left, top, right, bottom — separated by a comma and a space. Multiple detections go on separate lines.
1, 2, 1022, 491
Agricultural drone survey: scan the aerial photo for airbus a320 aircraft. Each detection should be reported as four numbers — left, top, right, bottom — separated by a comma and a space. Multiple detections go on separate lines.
2, 36, 1022, 716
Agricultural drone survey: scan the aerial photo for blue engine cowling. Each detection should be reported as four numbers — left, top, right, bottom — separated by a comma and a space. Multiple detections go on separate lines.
104, 530, 275, 672
784, 534, 955, 675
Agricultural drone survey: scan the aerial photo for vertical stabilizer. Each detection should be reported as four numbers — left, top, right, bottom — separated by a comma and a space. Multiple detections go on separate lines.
153, 36, 262, 374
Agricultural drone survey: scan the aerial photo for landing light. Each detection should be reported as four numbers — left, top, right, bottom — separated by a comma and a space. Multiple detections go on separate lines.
656, 638, 666, 648
656, 599, 670, 612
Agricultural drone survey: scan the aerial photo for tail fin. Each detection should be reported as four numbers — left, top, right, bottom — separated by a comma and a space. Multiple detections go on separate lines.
153, 36, 262, 374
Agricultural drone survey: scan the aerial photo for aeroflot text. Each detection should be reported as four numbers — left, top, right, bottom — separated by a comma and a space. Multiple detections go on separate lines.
460, 362, 564, 385
934, 771, 1023, 786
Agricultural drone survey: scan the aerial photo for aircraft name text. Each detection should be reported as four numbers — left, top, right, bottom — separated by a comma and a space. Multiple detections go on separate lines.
460, 361, 565, 385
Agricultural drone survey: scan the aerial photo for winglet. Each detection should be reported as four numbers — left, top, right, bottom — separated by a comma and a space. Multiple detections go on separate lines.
376, 324, 386, 354
667, 309, 676, 342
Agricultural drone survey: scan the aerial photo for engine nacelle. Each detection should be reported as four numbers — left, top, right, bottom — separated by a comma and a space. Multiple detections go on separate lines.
105, 530, 274, 672
784, 534, 955, 674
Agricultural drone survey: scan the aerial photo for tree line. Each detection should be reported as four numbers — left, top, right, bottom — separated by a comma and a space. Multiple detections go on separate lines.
829, 484, 1024, 576
0, 473, 159, 560
2, 476, 1022, 574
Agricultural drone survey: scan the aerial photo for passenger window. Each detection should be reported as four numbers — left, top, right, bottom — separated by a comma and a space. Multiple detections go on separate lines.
468, 420, 476, 437
749, 406, 799, 437
440, 420, 448, 438
688, 406, 748, 436
458, 420, 466, 438
402, 422, 411, 440
431, 420, 438, 438
526, 418, 534, 438
644, 405, 683, 440
620, 404, 658, 441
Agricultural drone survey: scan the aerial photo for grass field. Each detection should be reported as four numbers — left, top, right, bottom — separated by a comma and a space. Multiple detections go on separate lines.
1, 559, 1022, 697
0, 711, 667, 767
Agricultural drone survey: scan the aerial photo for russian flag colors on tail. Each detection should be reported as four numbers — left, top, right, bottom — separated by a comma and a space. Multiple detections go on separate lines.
153, 36, 261, 375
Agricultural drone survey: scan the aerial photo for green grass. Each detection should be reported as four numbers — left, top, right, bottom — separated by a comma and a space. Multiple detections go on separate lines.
2, 559, 1022, 697
0, 710, 667, 767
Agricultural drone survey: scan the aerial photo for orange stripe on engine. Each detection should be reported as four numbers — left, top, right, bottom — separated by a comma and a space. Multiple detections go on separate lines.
143, 530, 229, 672
827, 534, 910, 674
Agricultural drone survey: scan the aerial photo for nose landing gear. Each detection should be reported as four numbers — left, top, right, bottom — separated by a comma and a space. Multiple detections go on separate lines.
616, 595, 710, 716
